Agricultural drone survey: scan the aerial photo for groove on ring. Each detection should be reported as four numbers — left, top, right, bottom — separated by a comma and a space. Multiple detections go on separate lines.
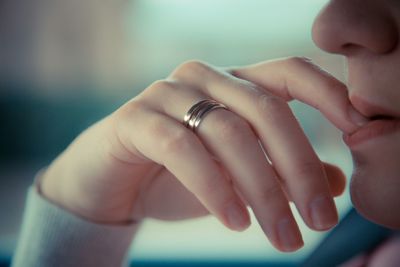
183, 99, 228, 132
183, 99, 211, 127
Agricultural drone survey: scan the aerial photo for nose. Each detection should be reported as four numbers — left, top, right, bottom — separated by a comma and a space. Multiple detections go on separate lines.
312, 0, 398, 55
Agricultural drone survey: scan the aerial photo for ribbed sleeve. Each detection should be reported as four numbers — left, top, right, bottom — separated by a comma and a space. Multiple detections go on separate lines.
11, 186, 140, 267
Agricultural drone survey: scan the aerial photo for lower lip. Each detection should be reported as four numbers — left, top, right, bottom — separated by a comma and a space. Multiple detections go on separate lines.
343, 119, 400, 148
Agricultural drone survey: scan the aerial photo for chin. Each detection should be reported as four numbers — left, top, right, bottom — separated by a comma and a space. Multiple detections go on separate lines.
349, 135, 400, 229
350, 173, 400, 229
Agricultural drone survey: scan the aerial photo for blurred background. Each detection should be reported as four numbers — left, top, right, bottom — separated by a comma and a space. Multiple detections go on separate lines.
0, 0, 355, 265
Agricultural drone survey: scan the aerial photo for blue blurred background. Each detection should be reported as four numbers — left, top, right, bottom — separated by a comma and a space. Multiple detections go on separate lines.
0, 0, 355, 265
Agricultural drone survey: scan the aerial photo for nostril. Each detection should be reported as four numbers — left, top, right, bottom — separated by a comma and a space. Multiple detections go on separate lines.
311, 0, 398, 56
342, 43, 357, 50
370, 115, 395, 121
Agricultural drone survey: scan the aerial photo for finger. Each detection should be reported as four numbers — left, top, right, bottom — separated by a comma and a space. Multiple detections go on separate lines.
281, 162, 346, 201
115, 102, 250, 231
138, 167, 210, 220
324, 162, 346, 197
140, 80, 303, 250
228, 56, 368, 133
194, 108, 303, 251
170, 61, 338, 230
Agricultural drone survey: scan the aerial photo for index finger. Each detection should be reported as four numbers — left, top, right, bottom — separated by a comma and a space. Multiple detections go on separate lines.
228, 57, 367, 133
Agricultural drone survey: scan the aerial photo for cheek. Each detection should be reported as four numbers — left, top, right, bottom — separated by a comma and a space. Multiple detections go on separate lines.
349, 136, 400, 229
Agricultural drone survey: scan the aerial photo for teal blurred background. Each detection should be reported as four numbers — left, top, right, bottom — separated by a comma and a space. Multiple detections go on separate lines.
0, 0, 354, 264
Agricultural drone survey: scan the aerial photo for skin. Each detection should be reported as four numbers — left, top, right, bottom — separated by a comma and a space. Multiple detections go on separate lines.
41, 58, 355, 253
40, 0, 399, 259
312, 1, 400, 265
312, 0, 400, 229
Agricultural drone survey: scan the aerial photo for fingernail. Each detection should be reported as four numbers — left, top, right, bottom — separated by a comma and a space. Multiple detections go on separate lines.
348, 106, 368, 127
277, 218, 303, 252
309, 195, 338, 230
226, 201, 249, 231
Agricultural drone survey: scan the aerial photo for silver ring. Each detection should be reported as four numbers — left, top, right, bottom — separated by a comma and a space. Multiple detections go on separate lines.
183, 99, 228, 132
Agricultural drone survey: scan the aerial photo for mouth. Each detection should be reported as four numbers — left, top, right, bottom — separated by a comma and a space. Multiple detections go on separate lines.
343, 96, 400, 147
343, 115, 400, 147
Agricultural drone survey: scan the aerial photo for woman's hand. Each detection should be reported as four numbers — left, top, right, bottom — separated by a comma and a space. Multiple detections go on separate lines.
40, 57, 366, 252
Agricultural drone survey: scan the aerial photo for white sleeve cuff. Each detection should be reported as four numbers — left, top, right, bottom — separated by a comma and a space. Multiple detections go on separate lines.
11, 184, 140, 267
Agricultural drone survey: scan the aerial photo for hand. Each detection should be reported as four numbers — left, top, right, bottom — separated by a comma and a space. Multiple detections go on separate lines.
40, 57, 366, 252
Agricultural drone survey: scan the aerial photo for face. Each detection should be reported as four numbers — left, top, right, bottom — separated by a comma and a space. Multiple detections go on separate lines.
312, 0, 400, 229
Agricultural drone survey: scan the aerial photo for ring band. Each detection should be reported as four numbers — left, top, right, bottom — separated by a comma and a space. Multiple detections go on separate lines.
183, 99, 228, 132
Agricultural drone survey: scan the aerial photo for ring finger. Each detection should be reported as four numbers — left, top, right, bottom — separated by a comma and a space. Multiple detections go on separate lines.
141, 81, 303, 251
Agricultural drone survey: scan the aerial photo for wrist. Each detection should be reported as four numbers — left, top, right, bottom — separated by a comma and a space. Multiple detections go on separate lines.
38, 119, 145, 225
38, 154, 142, 225
39, 168, 137, 225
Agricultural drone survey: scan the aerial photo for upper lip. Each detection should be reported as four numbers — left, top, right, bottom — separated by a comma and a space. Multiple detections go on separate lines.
349, 95, 400, 120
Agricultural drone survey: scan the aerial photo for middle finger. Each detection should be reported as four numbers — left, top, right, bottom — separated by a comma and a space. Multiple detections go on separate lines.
196, 108, 304, 252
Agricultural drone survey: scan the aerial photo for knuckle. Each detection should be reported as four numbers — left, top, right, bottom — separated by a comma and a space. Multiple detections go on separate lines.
254, 183, 283, 203
147, 80, 176, 95
293, 161, 324, 180
161, 128, 193, 155
124, 99, 146, 113
256, 93, 287, 120
146, 116, 168, 137
214, 114, 252, 144
173, 60, 210, 78
197, 172, 226, 197
111, 99, 149, 151
286, 56, 313, 67
286, 56, 335, 80
115, 99, 146, 123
